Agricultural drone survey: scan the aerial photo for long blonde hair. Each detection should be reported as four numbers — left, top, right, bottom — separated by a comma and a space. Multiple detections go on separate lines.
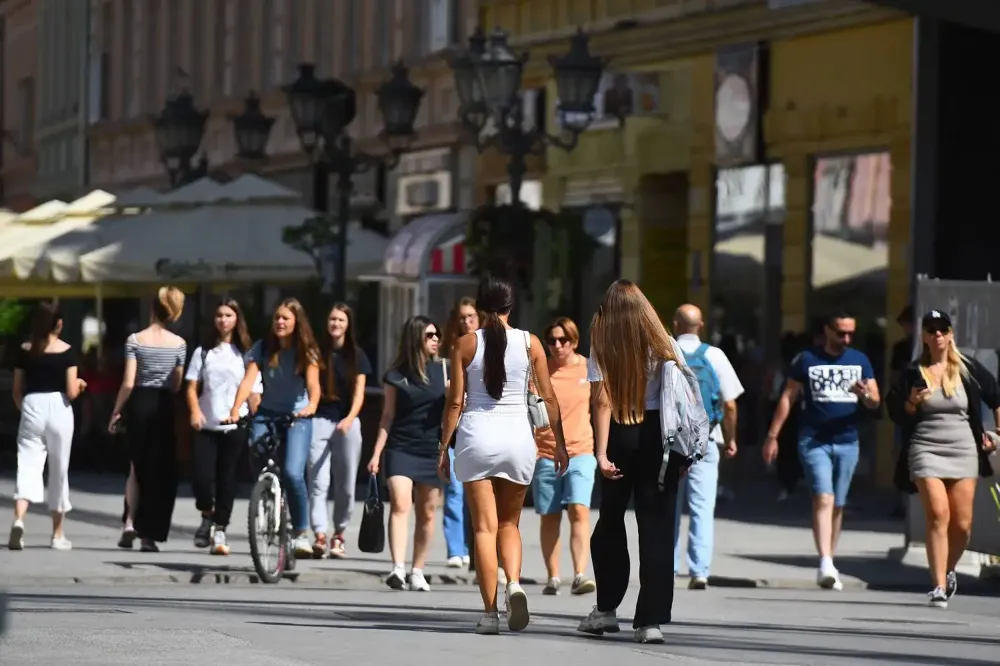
919, 335, 968, 398
590, 279, 681, 425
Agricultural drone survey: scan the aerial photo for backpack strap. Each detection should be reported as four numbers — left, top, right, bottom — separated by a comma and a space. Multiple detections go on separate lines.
689, 342, 710, 361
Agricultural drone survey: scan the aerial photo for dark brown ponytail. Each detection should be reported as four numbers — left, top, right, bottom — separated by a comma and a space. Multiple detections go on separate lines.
476, 275, 515, 401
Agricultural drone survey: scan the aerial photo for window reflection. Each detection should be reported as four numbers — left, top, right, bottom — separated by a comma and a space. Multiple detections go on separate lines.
809, 151, 890, 383
711, 163, 786, 356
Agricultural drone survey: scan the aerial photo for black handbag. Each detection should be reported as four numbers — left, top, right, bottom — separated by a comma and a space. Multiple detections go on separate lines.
357, 474, 385, 553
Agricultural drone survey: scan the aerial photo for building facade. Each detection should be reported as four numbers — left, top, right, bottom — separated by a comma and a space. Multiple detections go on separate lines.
479, 0, 913, 486
0, 0, 38, 210
83, 0, 477, 232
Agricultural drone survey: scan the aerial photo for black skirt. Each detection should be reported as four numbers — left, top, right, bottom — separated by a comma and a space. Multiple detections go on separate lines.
125, 387, 178, 543
384, 448, 441, 488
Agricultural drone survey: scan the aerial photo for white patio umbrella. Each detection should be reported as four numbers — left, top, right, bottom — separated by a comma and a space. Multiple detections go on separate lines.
75, 203, 386, 284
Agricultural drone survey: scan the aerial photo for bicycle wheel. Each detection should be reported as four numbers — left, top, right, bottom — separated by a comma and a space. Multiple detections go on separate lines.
248, 473, 287, 584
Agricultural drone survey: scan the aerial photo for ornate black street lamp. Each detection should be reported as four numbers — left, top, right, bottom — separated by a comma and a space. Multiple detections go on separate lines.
151, 90, 210, 188
283, 61, 423, 301
450, 27, 606, 205
152, 89, 276, 188
230, 92, 276, 161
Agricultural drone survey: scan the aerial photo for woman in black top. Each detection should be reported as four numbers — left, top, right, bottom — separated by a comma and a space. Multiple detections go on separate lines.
367, 316, 447, 592
9, 302, 87, 551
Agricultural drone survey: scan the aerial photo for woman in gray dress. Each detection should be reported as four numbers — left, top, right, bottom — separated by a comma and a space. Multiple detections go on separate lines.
888, 310, 1000, 609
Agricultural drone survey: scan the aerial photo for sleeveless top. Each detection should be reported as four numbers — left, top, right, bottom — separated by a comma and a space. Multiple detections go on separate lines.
126, 334, 186, 389
465, 328, 530, 413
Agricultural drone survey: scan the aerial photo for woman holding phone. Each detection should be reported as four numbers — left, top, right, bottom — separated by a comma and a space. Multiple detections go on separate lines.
887, 310, 1000, 609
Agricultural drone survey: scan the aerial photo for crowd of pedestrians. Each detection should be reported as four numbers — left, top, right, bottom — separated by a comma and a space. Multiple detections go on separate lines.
5, 275, 999, 641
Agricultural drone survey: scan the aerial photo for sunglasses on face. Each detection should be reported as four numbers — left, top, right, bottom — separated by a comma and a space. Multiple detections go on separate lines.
547, 336, 570, 346
924, 325, 951, 336
425, 331, 440, 340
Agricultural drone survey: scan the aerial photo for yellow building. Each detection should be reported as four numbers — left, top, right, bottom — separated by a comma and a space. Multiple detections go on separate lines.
477, 0, 914, 486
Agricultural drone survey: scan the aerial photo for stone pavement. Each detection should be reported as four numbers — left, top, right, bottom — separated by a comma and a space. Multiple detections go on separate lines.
3, 583, 1000, 665
0, 472, 993, 594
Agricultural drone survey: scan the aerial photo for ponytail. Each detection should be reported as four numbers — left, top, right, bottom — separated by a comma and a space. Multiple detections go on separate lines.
481, 311, 508, 400
28, 302, 61, 357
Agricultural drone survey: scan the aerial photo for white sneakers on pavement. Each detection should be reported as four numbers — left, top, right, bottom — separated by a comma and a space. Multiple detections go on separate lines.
446, 555, 470, 568
7, 520, 24, 551
504, 581, 529, 631
817, 561, 844, 591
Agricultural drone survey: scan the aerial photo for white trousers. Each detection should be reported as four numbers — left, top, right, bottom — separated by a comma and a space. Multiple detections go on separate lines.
14, 392, 74, 513
307, 417, 363, 534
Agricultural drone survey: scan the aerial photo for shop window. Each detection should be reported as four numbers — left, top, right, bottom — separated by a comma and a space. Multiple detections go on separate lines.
808, 151, 890, 382
711, 163, 785, 359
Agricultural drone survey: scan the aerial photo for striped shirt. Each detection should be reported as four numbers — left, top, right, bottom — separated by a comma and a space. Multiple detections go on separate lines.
126, 334, 186, 388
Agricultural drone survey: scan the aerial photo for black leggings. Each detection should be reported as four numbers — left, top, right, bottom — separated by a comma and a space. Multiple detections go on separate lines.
591, 412, 683, 628
191, 428, 247, 528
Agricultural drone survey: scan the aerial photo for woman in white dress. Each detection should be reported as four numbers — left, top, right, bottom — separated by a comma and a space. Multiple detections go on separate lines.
439, 275, 569, 635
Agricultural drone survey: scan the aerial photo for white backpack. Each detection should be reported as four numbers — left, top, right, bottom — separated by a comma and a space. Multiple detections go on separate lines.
657, 360, 711, 490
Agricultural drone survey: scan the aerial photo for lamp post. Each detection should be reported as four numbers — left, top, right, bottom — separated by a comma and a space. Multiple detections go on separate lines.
449, 27, 606, 206
152, 89, 275, 188
283, 62, 423, 302
151, 63, 422, 302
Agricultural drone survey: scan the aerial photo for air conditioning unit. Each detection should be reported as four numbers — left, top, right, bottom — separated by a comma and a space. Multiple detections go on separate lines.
396, 171, 452, 216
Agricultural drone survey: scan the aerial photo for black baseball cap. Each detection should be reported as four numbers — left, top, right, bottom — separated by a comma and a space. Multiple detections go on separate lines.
921, 310, 952, 332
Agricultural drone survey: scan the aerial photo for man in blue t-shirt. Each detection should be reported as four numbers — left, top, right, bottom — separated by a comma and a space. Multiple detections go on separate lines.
763, 310, 880, 592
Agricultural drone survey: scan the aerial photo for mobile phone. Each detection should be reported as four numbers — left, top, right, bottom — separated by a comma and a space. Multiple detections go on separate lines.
913, 376, 928, 391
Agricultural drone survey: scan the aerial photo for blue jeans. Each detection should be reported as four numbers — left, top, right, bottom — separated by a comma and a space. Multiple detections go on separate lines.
443, 448, 468, 558
798, 437, 859, 508
532, 455, 597, 515
251, 414, 312, 533
673, 440, 719, 578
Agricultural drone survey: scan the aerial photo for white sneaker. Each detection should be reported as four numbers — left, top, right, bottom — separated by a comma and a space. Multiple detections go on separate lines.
817, 566, 843, 591
634, 625, 664, 644
571, 574, 597, 595
50, 536, 72, 551
386, 566, 406, 590
543, 576, 561, 595
8, 520, 24, 551
688, 576, 708, 590
928, 586, 948, 609
292, 535, 312, 558
409, 571, 431, 592
577, 606, 620, 635
476, 611, 500, 635
497, 568, 507, 587
504, 581, 529, 632
446, 555, 465, 568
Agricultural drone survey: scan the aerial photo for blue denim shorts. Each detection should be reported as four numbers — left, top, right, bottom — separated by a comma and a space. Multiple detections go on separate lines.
531, 455, 597, 515
798, 437, 859, 507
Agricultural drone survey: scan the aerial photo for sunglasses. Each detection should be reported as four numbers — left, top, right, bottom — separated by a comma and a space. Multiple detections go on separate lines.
425, 331, 440, 340
923, 325, 951, 335
547, 336, 571, 346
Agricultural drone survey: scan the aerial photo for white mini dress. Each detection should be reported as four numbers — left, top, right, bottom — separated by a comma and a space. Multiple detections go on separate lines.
454, 328, 537, 486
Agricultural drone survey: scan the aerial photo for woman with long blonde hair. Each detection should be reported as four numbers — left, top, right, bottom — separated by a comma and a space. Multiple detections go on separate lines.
110, 286, 187, 552
888, 310, 1000, 608
576, 279, 693, 644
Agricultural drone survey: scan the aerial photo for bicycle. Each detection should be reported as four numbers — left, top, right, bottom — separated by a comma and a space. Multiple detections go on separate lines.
237, 413, 299, 584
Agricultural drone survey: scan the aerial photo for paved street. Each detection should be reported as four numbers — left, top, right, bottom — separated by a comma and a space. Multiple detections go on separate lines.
0, 473, 998, 664
2, 583, 999, 665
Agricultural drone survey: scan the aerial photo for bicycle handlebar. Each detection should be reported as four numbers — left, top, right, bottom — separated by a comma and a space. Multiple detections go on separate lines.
233, 413, 300, 430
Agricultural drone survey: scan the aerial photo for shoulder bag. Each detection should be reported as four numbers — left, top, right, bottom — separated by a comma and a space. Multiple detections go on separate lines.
523, 331, 550, 429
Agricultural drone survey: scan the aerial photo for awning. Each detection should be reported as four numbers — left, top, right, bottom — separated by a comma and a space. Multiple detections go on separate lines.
362, 212, 472, 282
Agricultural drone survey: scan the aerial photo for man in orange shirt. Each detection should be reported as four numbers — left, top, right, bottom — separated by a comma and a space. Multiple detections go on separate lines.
532, 317, 598, 596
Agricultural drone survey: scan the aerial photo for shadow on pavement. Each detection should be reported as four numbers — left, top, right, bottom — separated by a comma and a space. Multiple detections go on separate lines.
738, 553, 1000, 596
8, 590, 993, 664
712, 479, 906, 534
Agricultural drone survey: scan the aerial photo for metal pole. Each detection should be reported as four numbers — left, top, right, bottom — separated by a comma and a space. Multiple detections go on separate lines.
312, 161, 331, 295
335, 171, 351, 304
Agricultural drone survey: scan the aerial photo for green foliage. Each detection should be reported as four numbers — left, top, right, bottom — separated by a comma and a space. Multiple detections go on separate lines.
282, 214, 340, 273
0, 299, 27, 336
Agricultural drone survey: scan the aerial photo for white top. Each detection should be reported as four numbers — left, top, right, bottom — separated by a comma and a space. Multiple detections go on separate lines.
186, 343, 263, 431
586, 336, 688, 410
465, 328, 532, 412
674, 333, 745, 442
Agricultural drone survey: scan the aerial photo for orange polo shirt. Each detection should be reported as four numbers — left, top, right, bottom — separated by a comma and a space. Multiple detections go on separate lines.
535, 355, 594, 459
